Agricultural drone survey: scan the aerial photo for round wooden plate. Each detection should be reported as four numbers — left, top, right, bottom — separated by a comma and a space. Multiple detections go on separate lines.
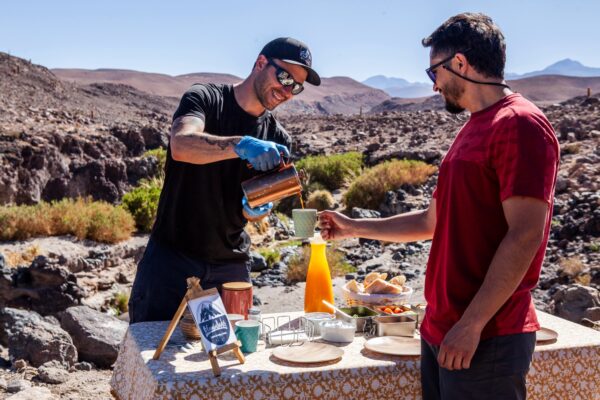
272, 342, 344, 364
364, 336, 421, 356
536, 327, 558, 343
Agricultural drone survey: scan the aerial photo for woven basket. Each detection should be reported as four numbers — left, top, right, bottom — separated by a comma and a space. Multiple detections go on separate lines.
341, 283, 413, 307
180, 308, 201, 340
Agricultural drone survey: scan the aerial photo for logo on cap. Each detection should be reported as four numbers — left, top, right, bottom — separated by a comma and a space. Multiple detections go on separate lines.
299, 49, 312, 66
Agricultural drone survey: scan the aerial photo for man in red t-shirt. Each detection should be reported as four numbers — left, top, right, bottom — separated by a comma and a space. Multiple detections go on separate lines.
319, 13, 558, 399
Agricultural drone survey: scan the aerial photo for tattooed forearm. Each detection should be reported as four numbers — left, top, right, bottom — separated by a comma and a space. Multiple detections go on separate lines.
170, 116, 242, 164
202, 135, 236, 150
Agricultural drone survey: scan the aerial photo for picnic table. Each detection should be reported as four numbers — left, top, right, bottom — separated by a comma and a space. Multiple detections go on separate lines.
110, 310, 600, 400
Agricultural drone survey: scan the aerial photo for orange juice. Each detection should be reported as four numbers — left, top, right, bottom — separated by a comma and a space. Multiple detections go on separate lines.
304, 237, 334, 313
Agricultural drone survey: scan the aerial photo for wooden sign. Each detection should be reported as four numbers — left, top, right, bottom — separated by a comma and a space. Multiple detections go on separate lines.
187, 289, 237, 352
152, 277, 245, 376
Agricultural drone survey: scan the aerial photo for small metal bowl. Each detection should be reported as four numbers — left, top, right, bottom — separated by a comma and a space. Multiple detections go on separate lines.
374, 315, 417, 337
335, 306, 379, 332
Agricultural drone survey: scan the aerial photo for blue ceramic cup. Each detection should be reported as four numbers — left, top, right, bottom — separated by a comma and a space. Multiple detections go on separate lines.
234, 320, 260, 353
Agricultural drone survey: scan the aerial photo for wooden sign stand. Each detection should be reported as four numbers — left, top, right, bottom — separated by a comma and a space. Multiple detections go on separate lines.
152, 277, 245, 377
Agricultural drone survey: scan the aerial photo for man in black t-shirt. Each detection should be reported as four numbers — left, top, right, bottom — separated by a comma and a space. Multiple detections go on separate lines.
129, 37, 321, 323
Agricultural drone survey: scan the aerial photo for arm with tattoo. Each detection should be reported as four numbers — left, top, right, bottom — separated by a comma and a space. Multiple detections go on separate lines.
169, 115, 242, 164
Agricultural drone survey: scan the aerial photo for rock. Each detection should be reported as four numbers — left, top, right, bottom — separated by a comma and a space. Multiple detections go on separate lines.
6, 379, 31, 393
2, 255, 85, 315
583, 307, 600, 322
0, 307, 77, 367
249, 252, 268, 273
37, 365, 70, 384
59, 306, 127, 368
351, 207, 380, 219
0, 377, 7, 390
551, 284, 600, 323
73, 361, 93, 371
13, 359, 27, 370
6, 386, 55, 400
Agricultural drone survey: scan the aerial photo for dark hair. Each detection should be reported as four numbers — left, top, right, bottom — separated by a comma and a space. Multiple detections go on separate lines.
422, 13, 506, 79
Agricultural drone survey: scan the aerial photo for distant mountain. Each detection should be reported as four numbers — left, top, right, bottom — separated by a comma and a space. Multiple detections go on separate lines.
506, 59, 600, 79
53, 68, 390, 115
362, 75, 433, 98
363, 75, 412, 90
52, 68, 241, 98
369, 74, 600, 113
366, 59, 600, 99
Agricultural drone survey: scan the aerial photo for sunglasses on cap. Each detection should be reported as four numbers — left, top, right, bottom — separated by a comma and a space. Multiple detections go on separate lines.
267, 58, 304, 95
425, 49, 471, 83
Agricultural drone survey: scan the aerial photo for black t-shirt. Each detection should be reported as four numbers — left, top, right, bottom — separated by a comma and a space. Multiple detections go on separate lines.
151, 84, 292, 263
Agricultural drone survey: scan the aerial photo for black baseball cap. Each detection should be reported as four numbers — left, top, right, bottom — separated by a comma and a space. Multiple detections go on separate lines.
260, 37, 321, 86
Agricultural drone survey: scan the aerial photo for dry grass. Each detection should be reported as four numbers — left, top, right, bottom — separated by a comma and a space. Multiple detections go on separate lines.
306, 189, 335, 211
561, 143, 581, 155
559, 256, 586, 276
245, 218, 270, 237
0, 198, 135, 244
286, 244, 355, 283
3, 244, 41, 267
343, 159, 437, 210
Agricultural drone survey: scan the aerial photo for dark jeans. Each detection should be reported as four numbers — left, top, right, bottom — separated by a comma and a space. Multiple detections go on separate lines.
421, 332, 536, 400
128, 238, 250, 323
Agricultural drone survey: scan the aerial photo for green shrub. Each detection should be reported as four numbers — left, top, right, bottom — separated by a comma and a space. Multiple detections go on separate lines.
110, 291, 130, 315
286, 244, 355, 283
296, 152, 363, 191
257, 247, 281, 268
0, 198, 135, 243
122, 182, 162, 232
306, 189, 335, 211
344, 159, 437, 210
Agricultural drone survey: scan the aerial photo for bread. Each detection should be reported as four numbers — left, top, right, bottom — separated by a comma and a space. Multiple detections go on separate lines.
364, 272, 381, 287
364, 278, 404, 294
346, 279, 361, 293
390, 275, 406, 287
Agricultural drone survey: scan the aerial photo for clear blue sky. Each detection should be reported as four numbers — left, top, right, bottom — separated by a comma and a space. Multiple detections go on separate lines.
1, 0, 599, 83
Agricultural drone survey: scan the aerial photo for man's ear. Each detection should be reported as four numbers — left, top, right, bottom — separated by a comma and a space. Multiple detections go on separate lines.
455, 52, 468, 71
254, 55, 268, 71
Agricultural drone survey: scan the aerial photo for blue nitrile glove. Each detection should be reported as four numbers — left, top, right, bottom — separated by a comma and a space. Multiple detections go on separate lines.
242, 197, 273, 219
234, 136, 290, 171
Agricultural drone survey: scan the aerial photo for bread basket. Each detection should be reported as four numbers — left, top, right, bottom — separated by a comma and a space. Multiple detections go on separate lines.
341, 281, 413, 307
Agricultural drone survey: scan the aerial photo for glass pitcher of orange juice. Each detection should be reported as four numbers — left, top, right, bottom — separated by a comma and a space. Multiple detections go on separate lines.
304, 236, 334, 313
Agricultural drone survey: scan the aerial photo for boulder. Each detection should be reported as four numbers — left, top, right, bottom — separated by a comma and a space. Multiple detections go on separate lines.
351, 207, 381, 219
6, 386, 55, 400
0, 307, 77, 367
59, 306, 127, 368
249, 252, 268, 273
37, 364, 70, 384
551, 284, 600, 323
6, 379, 31, 393
2, 256, 84, 315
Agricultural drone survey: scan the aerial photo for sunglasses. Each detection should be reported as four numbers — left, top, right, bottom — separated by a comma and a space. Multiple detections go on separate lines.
425, 49, 471, 83
267, 58, 304, 95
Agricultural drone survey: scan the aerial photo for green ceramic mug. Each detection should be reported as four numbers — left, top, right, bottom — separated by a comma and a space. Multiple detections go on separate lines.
234, 320, 260, 353
292, 208, 318, 238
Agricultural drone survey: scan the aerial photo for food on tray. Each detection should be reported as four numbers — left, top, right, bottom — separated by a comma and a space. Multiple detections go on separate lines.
345, 274, 406, 295
378, 304, 412, 315
365, 278, 404, 294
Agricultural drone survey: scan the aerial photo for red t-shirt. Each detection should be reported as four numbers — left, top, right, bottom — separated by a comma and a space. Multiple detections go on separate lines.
420, 93, 559, 345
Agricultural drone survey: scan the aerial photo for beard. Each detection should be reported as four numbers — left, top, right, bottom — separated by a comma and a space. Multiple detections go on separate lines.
442, 79, 465, 114
253, 75, 273, 110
